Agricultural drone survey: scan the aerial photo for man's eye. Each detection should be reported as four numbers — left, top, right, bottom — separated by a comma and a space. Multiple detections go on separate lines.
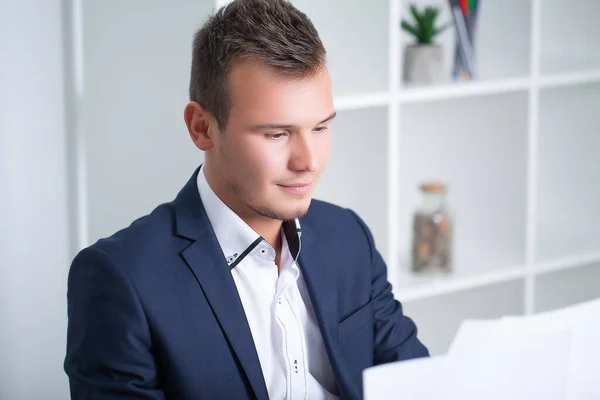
266, 133, 286, 140
314, 126, 328, 133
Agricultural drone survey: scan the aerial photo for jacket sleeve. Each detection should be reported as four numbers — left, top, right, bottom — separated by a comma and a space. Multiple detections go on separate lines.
347, 209, 430, 364
64, 246, 166, 399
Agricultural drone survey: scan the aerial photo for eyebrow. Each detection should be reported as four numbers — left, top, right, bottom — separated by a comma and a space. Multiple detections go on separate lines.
248, 111, 337, 132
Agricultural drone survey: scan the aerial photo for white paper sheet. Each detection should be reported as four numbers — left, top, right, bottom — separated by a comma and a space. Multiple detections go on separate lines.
362, 298, 600, 400
448, 321, 572, 400
363, 356, 449, 400
501, 298, 600, 400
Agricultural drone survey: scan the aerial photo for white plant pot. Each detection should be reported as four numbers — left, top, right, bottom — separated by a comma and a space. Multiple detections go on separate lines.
403, 44, 444, 84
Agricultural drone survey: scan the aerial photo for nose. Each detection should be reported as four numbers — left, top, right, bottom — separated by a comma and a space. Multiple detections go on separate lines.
289, 132, 318, 173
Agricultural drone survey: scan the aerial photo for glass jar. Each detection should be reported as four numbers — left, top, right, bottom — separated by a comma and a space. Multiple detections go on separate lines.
411, 182, 453, 273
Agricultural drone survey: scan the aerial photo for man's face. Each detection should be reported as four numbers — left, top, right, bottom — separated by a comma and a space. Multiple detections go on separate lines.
208, 60, 334, 221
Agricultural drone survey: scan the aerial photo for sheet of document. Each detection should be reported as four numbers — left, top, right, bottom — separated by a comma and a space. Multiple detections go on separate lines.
500, 298, 600, 400
363, 297, 600, 399
363, 356, 449, 400
448, 320, 572, 400
363, 326, 570, 400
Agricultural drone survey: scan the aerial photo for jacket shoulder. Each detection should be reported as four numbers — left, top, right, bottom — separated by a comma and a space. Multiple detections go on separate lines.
74, 201, 184, 276
303, 199, 374, 250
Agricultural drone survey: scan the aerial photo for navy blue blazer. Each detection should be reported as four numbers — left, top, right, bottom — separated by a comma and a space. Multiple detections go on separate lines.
64, 167, 429, 399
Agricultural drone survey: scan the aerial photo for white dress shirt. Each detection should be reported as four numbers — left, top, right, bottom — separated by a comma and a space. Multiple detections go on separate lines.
197, 165, 339, 400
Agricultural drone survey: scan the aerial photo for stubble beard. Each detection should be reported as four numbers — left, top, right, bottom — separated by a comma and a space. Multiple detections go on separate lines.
229, 181, 311, 221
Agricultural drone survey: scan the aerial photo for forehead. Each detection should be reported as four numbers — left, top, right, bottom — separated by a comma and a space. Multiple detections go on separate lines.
227, 60, 334, 126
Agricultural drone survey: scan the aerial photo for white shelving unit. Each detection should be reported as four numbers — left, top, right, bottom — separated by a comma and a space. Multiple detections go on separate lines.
72, 0, 600, 356
308, 0, 600, 354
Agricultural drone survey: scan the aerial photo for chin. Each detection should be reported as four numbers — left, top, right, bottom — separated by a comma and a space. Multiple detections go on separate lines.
254, 200, 310, 221
289, 198, 312, 216
277, 205, 310, 220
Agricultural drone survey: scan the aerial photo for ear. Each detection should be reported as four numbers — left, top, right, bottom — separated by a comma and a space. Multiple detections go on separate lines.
184, 102, 217, 151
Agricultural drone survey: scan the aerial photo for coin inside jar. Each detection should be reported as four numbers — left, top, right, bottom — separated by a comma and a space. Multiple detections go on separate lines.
411, 182, 452, 273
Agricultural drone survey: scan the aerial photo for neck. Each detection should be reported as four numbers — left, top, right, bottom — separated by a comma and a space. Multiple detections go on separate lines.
247, 216, 282, 251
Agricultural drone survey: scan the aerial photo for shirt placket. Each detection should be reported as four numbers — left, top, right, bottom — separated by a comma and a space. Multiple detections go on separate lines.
275, 262, 307, 400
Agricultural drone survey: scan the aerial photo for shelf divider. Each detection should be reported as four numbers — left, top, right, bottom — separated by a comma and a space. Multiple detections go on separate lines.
387, 0, 402, 286
540, 69, 600, 89
399, 77, 531, 104
524, 0, 542, 315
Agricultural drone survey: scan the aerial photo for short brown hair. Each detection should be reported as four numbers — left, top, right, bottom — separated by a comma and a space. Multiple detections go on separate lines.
189, 0, 326, 129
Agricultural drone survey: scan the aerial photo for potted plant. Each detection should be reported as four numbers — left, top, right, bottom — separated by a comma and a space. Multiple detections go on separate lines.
401, 4, 449, 84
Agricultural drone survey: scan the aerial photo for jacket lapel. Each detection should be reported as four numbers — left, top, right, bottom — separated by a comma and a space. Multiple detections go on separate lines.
173, 168, 269, 400
298, 225, 358, 399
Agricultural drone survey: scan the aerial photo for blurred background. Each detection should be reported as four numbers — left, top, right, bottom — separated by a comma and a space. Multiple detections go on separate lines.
1, 0, 599, 398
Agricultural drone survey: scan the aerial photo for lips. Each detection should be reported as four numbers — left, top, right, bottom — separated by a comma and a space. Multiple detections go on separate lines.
281, 182, 312, 187
278, 182, 313, 195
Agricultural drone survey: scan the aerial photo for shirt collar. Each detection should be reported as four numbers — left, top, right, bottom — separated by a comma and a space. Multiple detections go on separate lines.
196, 164, 302, 269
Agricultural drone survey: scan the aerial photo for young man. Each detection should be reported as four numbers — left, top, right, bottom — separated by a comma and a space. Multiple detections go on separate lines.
64, 1, 429, 399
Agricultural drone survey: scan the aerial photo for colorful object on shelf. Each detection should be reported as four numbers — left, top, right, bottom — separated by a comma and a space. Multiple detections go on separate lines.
449, 0, 480, 80
459, 0, 469, 15
411, 181, 453, 273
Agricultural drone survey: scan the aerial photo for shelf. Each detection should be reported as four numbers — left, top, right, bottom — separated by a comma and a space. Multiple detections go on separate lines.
533, 251, 600, 276
395, 264, 526, 302
393, 251, 600, 303
539, 69, 600, 89
334, 76, 534, 108
333, 70, 600, 108
399, 78, 530, 103
333, 92, 390, 111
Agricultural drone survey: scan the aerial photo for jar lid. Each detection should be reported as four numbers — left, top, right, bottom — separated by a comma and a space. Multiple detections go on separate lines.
419, 182, 447, 193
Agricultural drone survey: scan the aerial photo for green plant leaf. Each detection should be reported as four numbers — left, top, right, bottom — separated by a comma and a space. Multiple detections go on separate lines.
403, 3, 447, 44
410, 3, 425, 30
424, 7, 435, 29
401, 20, 422, 41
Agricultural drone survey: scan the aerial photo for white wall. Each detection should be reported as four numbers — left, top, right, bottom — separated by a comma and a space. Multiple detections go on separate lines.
81, 0, 213, 244
0, 1, 71, 399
